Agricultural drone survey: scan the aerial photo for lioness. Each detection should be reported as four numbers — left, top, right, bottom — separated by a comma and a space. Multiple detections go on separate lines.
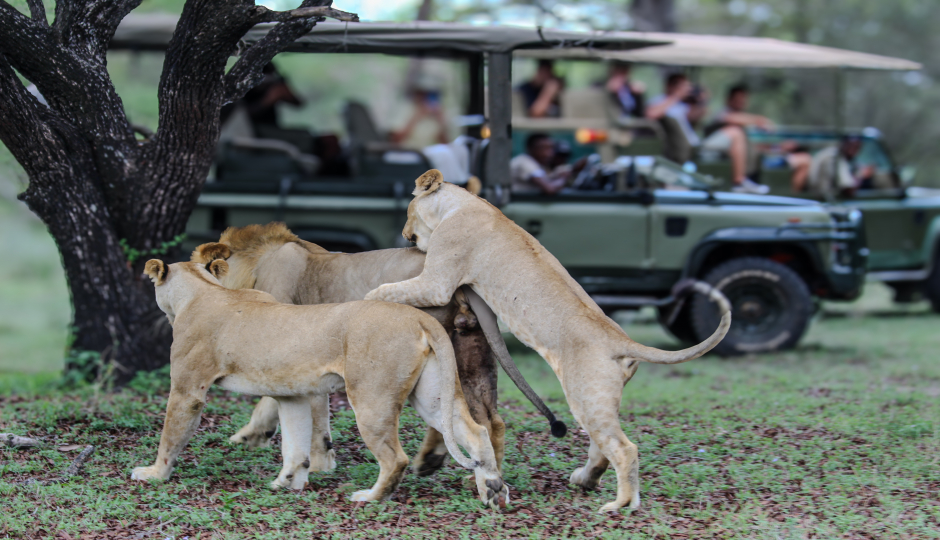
365, 170, 732, 513
191, 223, 563, 476
133, 258, 509, 508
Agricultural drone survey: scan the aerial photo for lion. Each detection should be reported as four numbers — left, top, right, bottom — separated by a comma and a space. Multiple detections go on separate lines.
365, 170, 732, 513
191, 223, 565, 477
133, 258, 509, 508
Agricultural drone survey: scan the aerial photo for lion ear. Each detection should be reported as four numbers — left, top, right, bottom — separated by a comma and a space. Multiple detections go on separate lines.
206, 259, 229, 280
414, 169, 444, 195
144, 259, 168, 285
192, 242, 232, 264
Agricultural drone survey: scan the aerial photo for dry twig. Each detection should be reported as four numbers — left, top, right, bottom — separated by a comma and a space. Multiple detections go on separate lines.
1, 433, 42, 448
16, 445, 96, 487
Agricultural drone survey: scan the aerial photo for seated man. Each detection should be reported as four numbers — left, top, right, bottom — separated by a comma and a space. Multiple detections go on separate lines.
518, 60, 564, 118
605, 61, 646, 118
701, 84, 773, 194
793, 135, 874, 199
391, 82, 449, 149
511, 133, 582, 195
645, 72, 707, 165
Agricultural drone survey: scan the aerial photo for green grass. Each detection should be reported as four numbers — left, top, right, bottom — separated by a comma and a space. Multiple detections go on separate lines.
2, 290, 938, 538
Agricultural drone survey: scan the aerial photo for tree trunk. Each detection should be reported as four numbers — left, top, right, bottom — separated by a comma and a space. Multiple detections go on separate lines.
0, 0, 357, 384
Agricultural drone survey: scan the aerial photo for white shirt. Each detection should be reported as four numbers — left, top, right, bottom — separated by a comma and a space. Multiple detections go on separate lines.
649, 95, 701, 147
510, 153, 546, 193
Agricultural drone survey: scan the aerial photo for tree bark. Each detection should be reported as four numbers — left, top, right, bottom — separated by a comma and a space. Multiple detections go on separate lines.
0, 0, 357, 383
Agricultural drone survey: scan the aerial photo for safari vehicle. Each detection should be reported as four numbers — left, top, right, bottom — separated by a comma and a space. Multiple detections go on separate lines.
520, 34, 940, 311
724, 127, 940, 312
110, 18, 868, 356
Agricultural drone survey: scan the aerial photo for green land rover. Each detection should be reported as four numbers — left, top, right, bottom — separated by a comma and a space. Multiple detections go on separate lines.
112, 19, 869, 356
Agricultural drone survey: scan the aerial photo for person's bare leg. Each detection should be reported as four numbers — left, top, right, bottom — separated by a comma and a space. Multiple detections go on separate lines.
787, 152, 811, 193
724, 126, 748, 185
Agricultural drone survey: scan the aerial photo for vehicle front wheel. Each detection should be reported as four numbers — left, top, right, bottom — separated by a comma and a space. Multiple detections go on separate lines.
691, 257, 813, 356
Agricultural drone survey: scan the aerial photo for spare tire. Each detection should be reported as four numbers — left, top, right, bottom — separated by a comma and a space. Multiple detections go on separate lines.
691, 257, 812, 356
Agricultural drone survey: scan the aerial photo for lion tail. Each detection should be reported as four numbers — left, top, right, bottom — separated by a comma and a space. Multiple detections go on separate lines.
423, 320, 479, 470
627, 280, 732, 365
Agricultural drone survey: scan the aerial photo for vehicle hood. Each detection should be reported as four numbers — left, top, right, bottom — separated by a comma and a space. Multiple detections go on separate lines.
655, 189, 822, 207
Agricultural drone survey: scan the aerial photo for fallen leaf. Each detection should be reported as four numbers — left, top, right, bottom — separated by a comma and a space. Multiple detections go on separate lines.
57, 444, 84, 451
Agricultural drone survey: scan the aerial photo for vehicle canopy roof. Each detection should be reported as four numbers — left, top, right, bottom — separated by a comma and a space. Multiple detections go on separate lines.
110, 15, 669, 56
517, 32, 921, 71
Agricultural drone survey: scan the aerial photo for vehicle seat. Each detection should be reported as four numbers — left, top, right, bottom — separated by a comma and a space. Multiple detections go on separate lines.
343, 100, 432, 182
216, 137, 321, 183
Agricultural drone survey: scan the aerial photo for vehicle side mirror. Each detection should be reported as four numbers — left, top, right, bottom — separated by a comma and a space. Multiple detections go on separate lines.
899, 165, 917, 186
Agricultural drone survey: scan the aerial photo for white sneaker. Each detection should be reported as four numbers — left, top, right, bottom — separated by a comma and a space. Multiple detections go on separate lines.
731, 178, 770, 195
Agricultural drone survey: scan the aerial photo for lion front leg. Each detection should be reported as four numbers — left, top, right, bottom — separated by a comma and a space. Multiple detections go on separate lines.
308, 394, 336, 472
271, 396, 314, 490
132, 390, 206, 482
365, 275, 457, 308
230, 396, 280, 448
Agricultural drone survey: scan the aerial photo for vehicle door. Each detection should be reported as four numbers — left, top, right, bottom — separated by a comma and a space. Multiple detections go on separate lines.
500, 191, 651, 293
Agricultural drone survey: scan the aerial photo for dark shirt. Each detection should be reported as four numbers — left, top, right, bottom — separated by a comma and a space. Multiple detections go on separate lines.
518, 81, 560, 118
610, 86, 645, 117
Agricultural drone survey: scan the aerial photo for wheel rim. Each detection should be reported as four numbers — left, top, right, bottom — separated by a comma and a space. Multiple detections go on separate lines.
722, 278, 789, 343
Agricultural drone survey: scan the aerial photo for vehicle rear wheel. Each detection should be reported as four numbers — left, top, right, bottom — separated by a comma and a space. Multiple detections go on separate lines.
691, 257, 812, 356
923, 254, 940, 313
657, 303, 696, 345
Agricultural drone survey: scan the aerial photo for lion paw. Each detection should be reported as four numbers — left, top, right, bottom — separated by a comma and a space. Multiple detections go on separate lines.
229, 427, 273, 449
569, 467, 602, 490
130, 466, 166, 482
481, 478, 509, 511
350, 489, 375, 502
308, 449, 337, 472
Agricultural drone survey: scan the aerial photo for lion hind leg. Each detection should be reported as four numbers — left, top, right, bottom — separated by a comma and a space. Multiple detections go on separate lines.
410, 359, 507, 509
565, 378, 640, 513
230, 396, 279, 448
271, 396, 313, 490
349, 412, 410, 502
412, 427, 449, 477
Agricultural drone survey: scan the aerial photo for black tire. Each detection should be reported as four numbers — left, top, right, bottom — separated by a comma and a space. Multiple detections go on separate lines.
691, 257, 812, 356
923, 254, 940, 313
657, 303, 696, 344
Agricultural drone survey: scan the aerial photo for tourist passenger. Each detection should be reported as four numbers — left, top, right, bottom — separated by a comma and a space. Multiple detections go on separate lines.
701, 84, 774, 194
645, 73, 707, 165
793, 135, 874, 198
518, 60, 564, 118
390, 78, 449, 149
605, 61, 646, 118
511, 133, 586, 195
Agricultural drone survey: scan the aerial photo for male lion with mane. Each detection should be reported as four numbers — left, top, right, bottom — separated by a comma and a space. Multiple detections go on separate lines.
134, 258, 509, 508
366, 169, 732, 513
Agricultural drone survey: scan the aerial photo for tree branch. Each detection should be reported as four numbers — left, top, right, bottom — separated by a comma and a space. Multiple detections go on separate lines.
223, 1, 359, 104
254, 5, 359, 24
26, 0, 46, 25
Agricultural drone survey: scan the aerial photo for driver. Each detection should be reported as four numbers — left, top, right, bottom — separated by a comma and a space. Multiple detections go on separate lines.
510, 133, 584, 195
795, 135, 875, 198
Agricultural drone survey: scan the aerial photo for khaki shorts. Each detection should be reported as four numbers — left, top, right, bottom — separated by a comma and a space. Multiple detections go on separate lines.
701, 129, 733, 152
